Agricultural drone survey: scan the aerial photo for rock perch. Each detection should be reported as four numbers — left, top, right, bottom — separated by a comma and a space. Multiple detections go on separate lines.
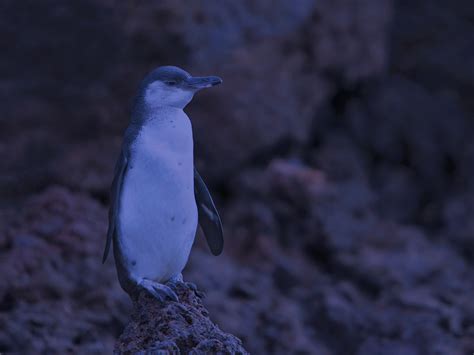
114, 282, 248, 354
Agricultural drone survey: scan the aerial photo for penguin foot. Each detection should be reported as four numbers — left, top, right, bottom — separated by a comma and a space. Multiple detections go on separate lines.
166, 274, 203, 297
167, 274, 195, 290
139, 279, 179, 303
167, 273, 184, 285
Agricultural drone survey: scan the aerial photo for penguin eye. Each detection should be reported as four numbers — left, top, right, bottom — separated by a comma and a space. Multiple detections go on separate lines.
164, 80, 177, 86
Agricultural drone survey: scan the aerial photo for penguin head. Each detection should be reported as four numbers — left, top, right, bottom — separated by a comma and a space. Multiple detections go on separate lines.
139, 66, 222, 109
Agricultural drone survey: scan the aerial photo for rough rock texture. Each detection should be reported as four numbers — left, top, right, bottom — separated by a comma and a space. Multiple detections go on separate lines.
0, 187, 129, 354
115, 284, 248, 354
187, 160, 474, 354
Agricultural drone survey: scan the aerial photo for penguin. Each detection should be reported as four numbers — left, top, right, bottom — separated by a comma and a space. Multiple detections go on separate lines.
102, 66, 224, 302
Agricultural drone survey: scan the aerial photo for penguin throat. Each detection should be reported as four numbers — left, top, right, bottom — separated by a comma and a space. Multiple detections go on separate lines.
144, 82, 194, 109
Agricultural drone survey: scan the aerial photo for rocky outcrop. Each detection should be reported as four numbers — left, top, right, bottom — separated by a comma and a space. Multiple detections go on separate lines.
0, 187, 128, 354
114, 284, 248, 354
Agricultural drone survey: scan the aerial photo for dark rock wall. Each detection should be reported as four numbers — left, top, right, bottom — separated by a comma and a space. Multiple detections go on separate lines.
1, 0, 473, 354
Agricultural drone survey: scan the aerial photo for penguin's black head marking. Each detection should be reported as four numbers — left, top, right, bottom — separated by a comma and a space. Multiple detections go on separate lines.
145, 66, 191, 88
144, 66, 222, 90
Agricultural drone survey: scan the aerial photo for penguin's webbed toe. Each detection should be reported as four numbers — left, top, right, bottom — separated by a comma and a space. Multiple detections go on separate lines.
139, 279, 179, 303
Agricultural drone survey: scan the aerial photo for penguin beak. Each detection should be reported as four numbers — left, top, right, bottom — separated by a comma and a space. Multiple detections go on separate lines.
185, 76, 223, 90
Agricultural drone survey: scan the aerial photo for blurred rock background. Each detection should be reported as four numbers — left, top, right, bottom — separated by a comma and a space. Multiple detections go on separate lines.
1, 0, 473, 353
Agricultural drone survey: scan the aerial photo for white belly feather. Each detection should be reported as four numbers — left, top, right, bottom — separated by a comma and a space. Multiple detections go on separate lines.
118, 109, 197, 283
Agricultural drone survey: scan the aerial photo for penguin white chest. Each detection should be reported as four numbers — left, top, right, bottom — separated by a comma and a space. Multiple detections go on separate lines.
118, 109, 198, 283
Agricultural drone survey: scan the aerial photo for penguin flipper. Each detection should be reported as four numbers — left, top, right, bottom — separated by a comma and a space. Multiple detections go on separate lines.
194, 168, 224, 256
103, 150, 128, 263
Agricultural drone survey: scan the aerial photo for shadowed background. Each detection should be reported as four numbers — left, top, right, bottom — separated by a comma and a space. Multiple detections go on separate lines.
1, 0, 473, 353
